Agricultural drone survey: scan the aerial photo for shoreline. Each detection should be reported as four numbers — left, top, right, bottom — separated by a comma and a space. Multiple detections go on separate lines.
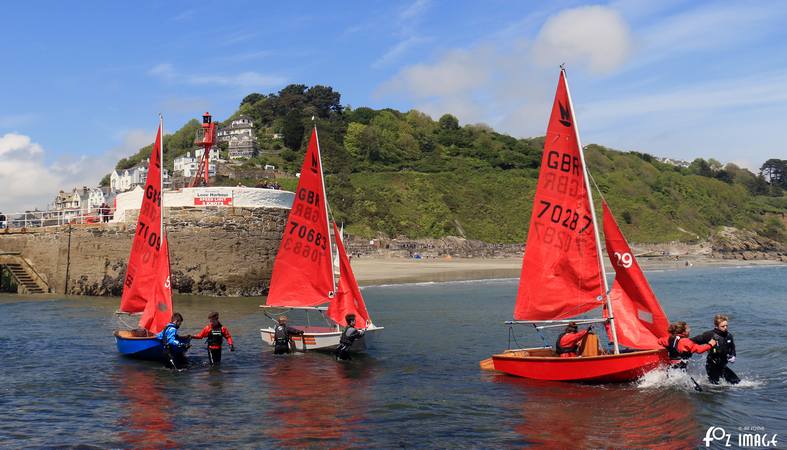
352, 256, 787, 287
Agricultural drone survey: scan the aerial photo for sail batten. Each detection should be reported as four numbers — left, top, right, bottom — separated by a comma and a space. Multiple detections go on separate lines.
514, 69, 604, 321
266, 128, 335, 307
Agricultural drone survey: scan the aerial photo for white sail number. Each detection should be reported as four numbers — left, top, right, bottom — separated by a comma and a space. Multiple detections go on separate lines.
613, 252, 633, 268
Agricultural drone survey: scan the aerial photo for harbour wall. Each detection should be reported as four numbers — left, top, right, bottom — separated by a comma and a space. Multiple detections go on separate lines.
0, 206, 289, 296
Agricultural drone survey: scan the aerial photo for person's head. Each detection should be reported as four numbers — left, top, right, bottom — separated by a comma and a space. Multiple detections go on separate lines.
565, 322, 578, 333
714, 314, 729, 331
278, 315, 288, 325
345, 314, 356, 326
171, 312, 184, 328
668, 321, 689, 337
208, 311, 220, 327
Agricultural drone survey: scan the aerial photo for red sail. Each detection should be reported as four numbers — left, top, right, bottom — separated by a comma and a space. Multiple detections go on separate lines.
327, 222, 370, 328
514, 71, 604, 320
119, 122, 173, 333
602, 202, 669, 349
266, 128, 335, 306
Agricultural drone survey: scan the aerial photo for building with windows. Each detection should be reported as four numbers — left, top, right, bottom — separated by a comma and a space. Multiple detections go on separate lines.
110, 160, 169, 193
217, 115, 259, 159
173, 148, 221, 178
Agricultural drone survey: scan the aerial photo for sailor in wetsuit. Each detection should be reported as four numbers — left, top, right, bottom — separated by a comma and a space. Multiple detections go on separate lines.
335, 314, 365, 361
692, 314, 740, 384
657, 321, 715, 369
157, 312, 191, 369
273, 315, 304, 355
193, 311, 235, 367
555, 322, 591, 357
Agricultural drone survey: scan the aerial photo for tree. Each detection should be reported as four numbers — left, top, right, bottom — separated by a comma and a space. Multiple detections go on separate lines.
438, 114, 460, 130
282, 110, 305, 150
306, 85, 342, 118
760, 159, 786, 188
241, 93, 264, 107
689, 158, 713, 177
344, 122, 367, 159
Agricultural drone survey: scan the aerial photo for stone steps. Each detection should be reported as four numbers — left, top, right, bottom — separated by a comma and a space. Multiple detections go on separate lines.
0, 254, 49, 294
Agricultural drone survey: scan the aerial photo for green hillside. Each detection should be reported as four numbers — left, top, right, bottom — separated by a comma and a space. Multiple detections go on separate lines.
105, 84, 787, 244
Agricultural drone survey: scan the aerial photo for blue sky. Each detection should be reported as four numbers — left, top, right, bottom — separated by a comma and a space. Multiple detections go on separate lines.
2, 0, 787, 211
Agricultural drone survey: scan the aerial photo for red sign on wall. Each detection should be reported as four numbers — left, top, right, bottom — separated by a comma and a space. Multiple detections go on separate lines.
193, 191, 233, 206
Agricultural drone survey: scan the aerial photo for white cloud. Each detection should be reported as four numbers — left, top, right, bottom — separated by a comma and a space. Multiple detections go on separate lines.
148, 63, 285, 89
0, 130, 152, 212
531, 6, 633, 74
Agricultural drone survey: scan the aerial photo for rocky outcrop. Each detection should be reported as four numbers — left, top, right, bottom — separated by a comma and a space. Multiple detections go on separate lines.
710, 226, 787, 262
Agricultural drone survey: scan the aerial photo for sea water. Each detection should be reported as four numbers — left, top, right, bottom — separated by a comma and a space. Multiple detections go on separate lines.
0, 265, 785, 448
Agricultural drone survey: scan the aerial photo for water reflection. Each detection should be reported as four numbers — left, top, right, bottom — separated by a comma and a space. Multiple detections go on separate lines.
264, 355, 374, 448
116, 363, 177, 449
499, 377, 699, 448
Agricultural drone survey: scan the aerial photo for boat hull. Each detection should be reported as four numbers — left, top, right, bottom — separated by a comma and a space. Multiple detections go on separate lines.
260, 325, 384, 352
114, 330, 168, 361
491, 347, 669, 383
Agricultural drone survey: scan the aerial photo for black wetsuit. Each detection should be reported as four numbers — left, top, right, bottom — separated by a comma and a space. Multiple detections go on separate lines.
335, 326, 364, 360
273, 324, 303, 354
692, 328, 740, 384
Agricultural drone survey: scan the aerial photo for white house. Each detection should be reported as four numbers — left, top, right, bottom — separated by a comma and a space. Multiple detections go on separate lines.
218, 115, 259, 159
110, 159, 169, 193
173, 148, 219, 178
77, 186, 106, 213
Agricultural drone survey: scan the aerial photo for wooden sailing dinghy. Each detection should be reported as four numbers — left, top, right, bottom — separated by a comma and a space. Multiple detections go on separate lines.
114, 117, 179, 361
260, 127, 383, 351
486, 68, 670, 382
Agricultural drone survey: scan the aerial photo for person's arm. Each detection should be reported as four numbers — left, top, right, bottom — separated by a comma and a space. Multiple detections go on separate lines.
222, 326, 235, 350
690, 330, 713, 345
288, 325, 304, 336
682, 338, 712, 354
192, 325, 211, 340
166, 327, 187, 348
560, 330, 588, 348
728, 333, 736, 361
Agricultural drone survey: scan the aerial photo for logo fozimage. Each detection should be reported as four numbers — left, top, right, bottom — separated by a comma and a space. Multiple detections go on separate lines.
703, 426, 779, 448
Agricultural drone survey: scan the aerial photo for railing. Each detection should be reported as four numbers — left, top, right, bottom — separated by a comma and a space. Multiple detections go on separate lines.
0, 208, 117, 230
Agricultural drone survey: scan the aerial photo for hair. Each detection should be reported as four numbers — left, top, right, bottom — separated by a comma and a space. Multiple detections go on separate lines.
565, 322, 578, 333
171, 312, 183, 322
208, 312, 219, 320
345, 314, 356, 322
278, 315, 288, 322
667, 321, 688, 336
714, 314, 729, 326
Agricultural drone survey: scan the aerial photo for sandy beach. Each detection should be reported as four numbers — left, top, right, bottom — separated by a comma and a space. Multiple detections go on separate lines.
351, 255, 786, 286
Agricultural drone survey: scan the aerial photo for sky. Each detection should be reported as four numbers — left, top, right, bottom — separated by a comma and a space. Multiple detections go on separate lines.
2, 0, 787, 212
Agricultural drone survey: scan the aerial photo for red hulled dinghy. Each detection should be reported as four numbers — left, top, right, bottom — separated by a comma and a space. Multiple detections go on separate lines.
486, 68, 671, 382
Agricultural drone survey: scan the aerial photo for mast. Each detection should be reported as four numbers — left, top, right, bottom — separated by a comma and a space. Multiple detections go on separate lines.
314, 125, 336, 296
562, 66, 620, 354
159, 114, 164, 242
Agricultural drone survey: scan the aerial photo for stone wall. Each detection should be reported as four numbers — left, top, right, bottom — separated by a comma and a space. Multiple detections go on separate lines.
0, 206, 289, 296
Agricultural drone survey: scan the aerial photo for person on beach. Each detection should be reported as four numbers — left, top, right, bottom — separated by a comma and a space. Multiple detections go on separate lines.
335, 314, 365, 361
692, 315, 740, 384
273, 315, 304, 355
192, 312, 235, 367
555, 322, 591, 357
157, 312, 191, 369
657, 321, 716, 369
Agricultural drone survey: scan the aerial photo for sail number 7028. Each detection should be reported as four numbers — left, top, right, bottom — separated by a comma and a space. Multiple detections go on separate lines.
536, 200, 592, 234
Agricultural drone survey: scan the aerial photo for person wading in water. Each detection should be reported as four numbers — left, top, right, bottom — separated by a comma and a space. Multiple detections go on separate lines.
157, 312, 191, 369
657, 321, 716, 369
273, 316, 304, 355
193, 312, 235, 367
692, 314, 740, 384
335, 314, 365, 361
